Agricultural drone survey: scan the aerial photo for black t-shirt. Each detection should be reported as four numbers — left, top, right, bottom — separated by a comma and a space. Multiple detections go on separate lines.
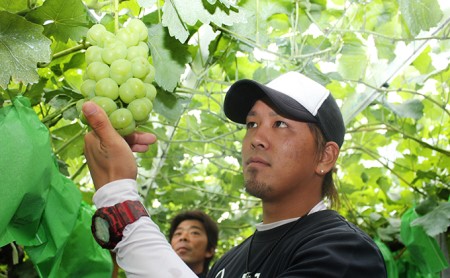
208, 210, 387, 278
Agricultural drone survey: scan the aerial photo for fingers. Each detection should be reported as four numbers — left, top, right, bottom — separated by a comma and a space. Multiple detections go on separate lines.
124, 132, 157, 153
83, 101, 158, 153
82, 101, 118, 143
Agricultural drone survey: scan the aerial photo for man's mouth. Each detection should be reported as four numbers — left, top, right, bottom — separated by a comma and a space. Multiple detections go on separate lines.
246, 156, 270, 167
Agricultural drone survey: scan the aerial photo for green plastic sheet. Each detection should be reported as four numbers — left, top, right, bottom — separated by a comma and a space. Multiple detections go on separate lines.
0, 96, 112, 277
375, 238, 398, 278
400, 208, 449, 275
0, 96, 52, 244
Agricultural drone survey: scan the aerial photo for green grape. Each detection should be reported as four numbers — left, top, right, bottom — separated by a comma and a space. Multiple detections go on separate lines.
128, 78, 146, 98
127, 98, 152, 122
118, 78, 145, 104
91, 96, 118, 115
116, 27, 140, 47
142, 63, 155, 83
131, 57, 151, 79
110, 108, 134, 129
86, 24, 106, 46
116, 121, 136, 136
76, 99, 86, 113
110, 59, 132, 85
86, 61, 110, 81
138, 42, 149, 53
95, 78, 119, 100
144, 83, 157, 101
102, 41, 127, 65
85, 46, 103, 64
100, 31, 116, 47
79, 112, 88, 125
126, 18, 148, 42
80, 79, 96, 98
116, 72, 145, 105
127, 44, 148, 61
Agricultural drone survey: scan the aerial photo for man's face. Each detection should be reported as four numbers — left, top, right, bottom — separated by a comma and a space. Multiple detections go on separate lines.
170, 219, 213, 274
241, 99, 320, 202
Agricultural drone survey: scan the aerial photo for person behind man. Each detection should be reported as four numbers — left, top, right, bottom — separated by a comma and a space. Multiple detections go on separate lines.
83, 71, 387, 277
169, 210, 219, 277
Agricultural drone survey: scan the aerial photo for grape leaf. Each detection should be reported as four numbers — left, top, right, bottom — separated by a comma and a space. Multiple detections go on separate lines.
148, 24, 191, 92
0, 0, 28, 13
0, 11, 51, 89
382, 99, 424, 120
25, 0, 90, 43
161, 0, 245, 43
398, 0, 443, 36
411, 202, 450, 237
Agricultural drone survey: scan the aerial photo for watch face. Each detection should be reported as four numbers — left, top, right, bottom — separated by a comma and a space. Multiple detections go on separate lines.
94, 217, 111, 243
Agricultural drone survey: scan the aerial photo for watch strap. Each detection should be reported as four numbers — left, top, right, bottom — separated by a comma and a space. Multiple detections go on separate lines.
92, 200, 149, 249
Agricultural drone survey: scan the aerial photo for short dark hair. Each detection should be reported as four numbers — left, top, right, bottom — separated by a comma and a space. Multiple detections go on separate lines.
169, 210, 219, 273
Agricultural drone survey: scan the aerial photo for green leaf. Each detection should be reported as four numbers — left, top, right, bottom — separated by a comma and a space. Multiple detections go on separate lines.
0, 11, 52, 89
153, 89, 190, 124
398, 0, 443, 37
336, 34, 368, 80
382, 99, 424, 120
0, 0, 28, 13
148, 24, 191, 92
25, 0, 90, 43
161, 0, 245, 43
411, 202, 450, 236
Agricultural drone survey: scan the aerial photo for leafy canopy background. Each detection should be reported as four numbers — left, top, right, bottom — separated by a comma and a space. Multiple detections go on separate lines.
0, 0, 449, 274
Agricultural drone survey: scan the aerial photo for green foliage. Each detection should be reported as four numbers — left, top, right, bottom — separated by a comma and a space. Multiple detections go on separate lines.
0, 0, 449, 275
0, 11, 52, 88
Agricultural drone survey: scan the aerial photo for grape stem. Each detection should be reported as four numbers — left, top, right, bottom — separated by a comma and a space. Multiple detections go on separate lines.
114, 0, 119, 33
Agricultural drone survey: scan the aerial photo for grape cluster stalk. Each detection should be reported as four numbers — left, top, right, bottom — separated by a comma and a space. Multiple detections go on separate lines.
78, 19, 156, 136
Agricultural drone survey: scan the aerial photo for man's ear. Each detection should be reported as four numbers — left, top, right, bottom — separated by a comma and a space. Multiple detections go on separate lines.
205, 247, 215, 259
315, 141, 339, 176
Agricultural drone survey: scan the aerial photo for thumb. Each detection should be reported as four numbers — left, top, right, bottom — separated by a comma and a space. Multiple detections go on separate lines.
82, 101, 116, 140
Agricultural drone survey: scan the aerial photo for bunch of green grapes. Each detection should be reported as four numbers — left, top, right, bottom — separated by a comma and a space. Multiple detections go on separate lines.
78, 19, 157, 136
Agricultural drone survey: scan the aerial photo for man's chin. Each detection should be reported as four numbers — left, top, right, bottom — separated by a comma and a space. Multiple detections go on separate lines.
245, 179, 270, 199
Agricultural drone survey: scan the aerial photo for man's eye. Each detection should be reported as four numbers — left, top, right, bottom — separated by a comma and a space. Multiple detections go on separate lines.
246, 122, 257, 129
274, 121, 288, 128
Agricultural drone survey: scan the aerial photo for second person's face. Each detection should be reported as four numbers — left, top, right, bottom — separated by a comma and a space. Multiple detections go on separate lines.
170, 219, 213, 274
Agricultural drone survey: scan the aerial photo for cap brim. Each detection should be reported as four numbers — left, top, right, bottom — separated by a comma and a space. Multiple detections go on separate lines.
224, 79, 317, 124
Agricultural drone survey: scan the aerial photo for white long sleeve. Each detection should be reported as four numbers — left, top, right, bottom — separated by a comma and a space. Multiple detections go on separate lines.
93, 179, 197, 278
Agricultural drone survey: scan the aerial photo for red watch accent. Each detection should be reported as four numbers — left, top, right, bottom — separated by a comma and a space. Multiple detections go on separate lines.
92, 200, 149, 249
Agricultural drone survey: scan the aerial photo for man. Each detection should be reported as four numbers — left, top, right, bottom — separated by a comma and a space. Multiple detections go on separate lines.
169, 211, 219, 277
84, 71, 387, 277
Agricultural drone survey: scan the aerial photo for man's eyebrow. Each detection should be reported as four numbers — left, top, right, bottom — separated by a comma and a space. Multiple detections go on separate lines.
247, 110, 280, 118
175, 225, 204, 231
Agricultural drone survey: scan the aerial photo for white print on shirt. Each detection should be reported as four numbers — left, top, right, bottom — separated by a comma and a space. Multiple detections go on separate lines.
242, 273, 261, 278
214, 269, 261, 278
215, 269, 225, 278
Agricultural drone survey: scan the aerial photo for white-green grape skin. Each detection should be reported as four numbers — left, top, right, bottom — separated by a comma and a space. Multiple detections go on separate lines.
110, 59, 133, 85
82, 19, 156, 136
80, 79, 96, 98
102, 41, 128, 65
109, 108, 136, 136
95, 78, 119, 100
127, 98, 152, 122
86, 61, 110, 81
85, 46, 103, 64
91, 96, 118, 115
131, 57, 151, 79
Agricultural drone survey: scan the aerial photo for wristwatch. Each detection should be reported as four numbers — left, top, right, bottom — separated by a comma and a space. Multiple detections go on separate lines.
91, 200, 149, 249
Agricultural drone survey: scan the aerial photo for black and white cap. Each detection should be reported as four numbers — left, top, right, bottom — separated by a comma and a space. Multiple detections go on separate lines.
224, 71, 346, 147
